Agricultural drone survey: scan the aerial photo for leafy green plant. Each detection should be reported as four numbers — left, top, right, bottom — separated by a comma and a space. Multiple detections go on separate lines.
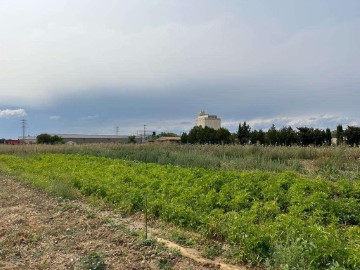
202, 244, 223, 260
0, 248, 4, 260
82, 252, 106, 270
157, 257, 173, 270
170, 230, 195, 247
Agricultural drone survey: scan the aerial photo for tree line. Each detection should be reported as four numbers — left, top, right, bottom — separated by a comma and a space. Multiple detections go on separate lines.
180, 123, 360, 146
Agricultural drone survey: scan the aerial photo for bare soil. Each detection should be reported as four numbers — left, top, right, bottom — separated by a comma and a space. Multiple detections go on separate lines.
0, 176, 221, 270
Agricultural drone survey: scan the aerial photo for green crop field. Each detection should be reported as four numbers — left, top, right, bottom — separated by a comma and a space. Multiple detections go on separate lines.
1, 144, 360, 180
0, 152, 359, 269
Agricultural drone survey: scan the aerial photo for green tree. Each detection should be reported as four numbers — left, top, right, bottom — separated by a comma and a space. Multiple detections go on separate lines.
344, 126, 360, 146
180, 132, 188, 144
188, 126, 201, 144
201, 126, 217, 144
266, 124, 278, 145
313, 128, 325, 146
250, 130, 259, 144
250, 129, 266, 145
325, 128, 332, 146
37, 134, 63, 144
188, 126, 227, 144
297, 127, 313, 146
297, 127, 325, 146
279, 126, 298, 146
128, 136, 137, 144
336, 124, 344, 145
216, 128, 232, 144
237, 122, 251, 145
257, 129, 266, 145
230, 133, 238, 144
51, 135, 63, 144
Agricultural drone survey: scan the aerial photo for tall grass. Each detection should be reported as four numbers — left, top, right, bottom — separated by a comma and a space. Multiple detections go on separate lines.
0, 143, 359, 179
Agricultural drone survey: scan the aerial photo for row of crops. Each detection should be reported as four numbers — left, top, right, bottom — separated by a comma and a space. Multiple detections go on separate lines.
0, 154, 359, 269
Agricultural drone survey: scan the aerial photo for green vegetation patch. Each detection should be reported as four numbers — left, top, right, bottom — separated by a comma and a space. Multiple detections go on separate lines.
0, 154, 359, 269
82, 252, 106, 270
2, 144, 360, 180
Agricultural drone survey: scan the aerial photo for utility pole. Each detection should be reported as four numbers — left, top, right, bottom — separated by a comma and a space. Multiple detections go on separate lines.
115, 126, 119, 136
143, 124, 147, 143
20, 119, 27, 144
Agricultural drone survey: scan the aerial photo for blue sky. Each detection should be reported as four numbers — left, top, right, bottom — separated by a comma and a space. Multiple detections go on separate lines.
1, 0, 359, 138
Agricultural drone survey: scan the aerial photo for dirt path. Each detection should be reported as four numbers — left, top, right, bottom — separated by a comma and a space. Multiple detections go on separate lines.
0, 176, 219, 270
119, 217, 246, 270
0, 176, 248, 270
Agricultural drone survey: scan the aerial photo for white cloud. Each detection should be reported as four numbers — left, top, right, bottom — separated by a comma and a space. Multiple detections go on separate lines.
0, 109, 27, 118
49, 115, 61, 120
223, 114, 358, 131
79, 115, 99, 120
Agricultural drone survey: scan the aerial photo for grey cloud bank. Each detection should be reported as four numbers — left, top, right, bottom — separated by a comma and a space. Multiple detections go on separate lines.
0, 0, 359, 137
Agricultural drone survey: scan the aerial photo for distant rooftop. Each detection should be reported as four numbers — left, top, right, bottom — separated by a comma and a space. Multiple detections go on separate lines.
20, 134, 135, 140
53, 134, 130, 139
199, 110, 207, 116
197, 111, 220, 119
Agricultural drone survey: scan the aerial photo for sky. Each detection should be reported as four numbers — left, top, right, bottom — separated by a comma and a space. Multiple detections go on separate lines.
1, 0, 360, 138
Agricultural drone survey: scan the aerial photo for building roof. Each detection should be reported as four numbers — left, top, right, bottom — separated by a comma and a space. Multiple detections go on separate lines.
20, 134, 135, 140
52, 134, 130, 139
197, 111, 220, 120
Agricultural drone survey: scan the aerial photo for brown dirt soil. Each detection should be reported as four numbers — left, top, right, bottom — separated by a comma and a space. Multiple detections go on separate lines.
0, 176, 221, 270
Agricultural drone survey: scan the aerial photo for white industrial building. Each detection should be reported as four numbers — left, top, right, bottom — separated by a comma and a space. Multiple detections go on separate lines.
196, 111, 221, 130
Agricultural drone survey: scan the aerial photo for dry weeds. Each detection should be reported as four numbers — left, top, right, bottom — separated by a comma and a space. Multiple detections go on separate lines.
0, 176, 220, 270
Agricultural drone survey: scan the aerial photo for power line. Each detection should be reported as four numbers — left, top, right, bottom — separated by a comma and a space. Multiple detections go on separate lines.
20, 119, 27, 143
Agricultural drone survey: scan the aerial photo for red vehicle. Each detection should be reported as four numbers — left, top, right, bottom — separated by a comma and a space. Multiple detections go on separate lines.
6, 139, 21, 145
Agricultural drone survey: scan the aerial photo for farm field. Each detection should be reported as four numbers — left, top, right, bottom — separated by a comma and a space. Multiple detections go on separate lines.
0, 176, 216, 270
1, 144, 360, 180
0, 147, 359, 270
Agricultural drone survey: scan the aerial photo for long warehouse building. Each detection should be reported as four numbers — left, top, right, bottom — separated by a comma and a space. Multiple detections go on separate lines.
21, 134, 142, 144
